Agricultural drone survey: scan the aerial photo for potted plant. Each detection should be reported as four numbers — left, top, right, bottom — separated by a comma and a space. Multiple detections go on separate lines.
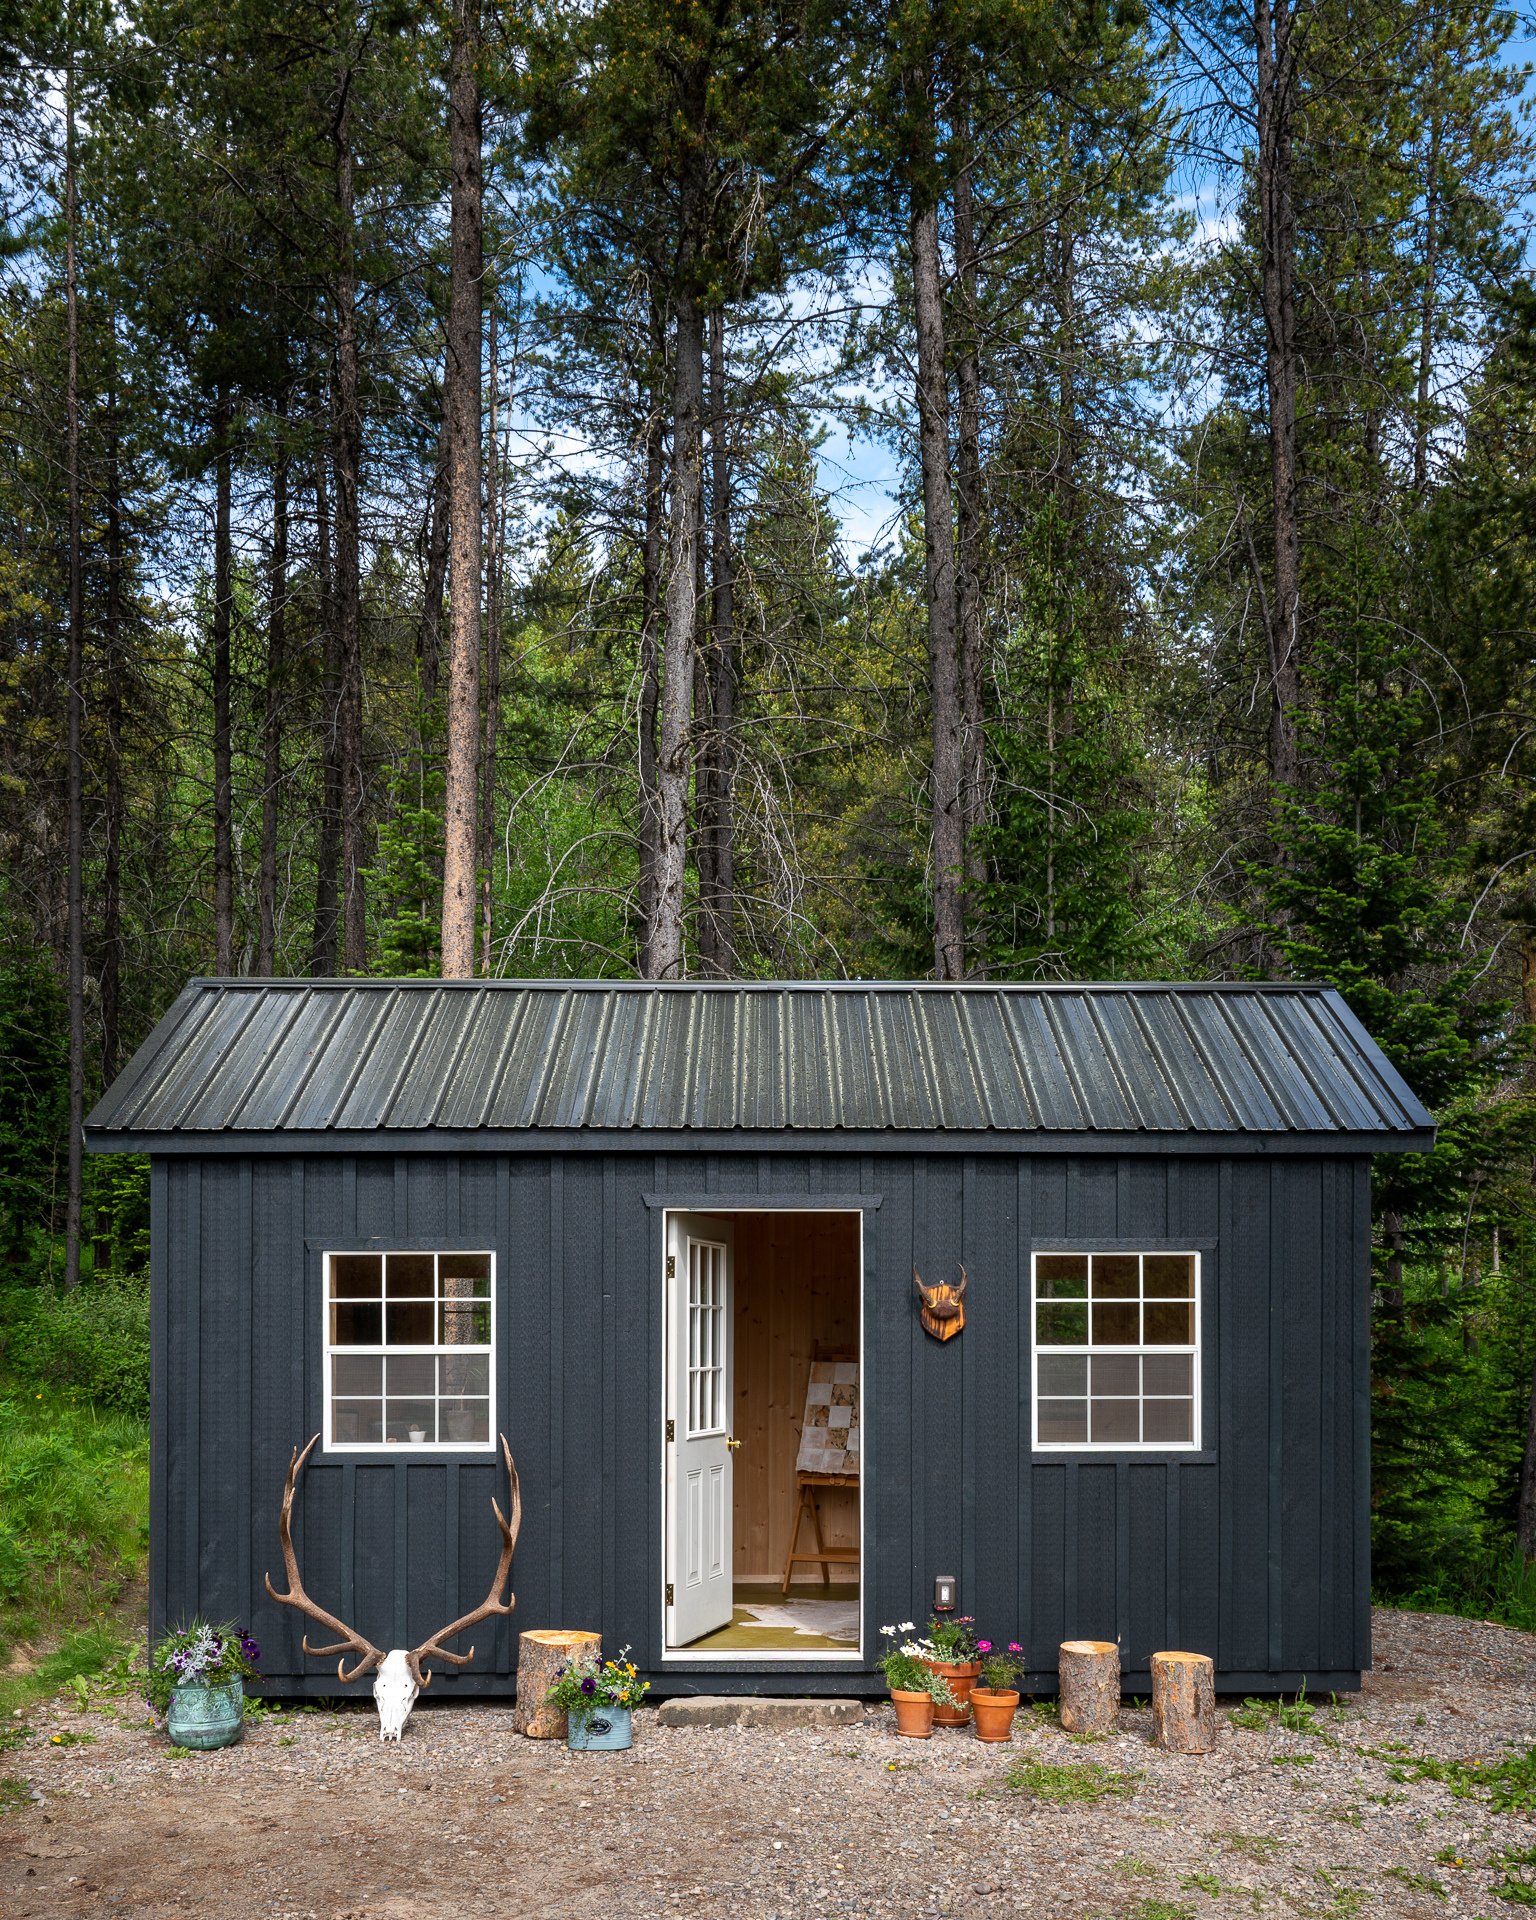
147, 1620, 261, 1750
546, 1645, 648, 1751
971, 1641, 1026, 1742
879, 1625, 959, 1738
923, 1614, 981, 1726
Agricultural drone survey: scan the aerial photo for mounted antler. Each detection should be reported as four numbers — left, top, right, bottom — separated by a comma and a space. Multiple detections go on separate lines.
264, 1434, 384, 1684
913, 1264, 968, 1342
407, 1434, 522, 1688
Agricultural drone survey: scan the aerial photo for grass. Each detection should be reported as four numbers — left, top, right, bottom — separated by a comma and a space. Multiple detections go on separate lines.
1003, 1753, 1140, 1804
1491, 1845, 1536, 1907
1386, 1543, 1536, 1636
0, 1376, 149, 1712
1371, 1742, 1536, 1813
1129, 1902, 1194, 1920
0, 1775, 29, 1816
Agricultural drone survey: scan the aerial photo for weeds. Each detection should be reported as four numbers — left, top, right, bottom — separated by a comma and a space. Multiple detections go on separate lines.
1375, 1743, 1536, 1813
1129, 1902, 1193, 1920
0, 1774, 28, 1815
1229, 1687, 1321, 1736
1002, 1754, 1139, 1804
1383, 1865, 1446, 1898
1215, 1830, 1287, 1861
1111, 1856, 1159, 1877
1491, 1844, 1536, 1906
1181, 1871, 1222, 1894
1270, 1752, 1317, 1768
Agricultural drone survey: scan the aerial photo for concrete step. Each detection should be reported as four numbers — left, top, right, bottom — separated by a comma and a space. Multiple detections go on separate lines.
655, 1695, 870, 1730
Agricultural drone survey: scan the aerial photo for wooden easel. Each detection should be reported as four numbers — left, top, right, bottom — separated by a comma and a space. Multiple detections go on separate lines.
781, 1348, 860, 1592
780, 1471, 859, 1591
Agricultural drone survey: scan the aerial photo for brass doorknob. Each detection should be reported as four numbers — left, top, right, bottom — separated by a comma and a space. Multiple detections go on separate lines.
725, 1436, 742, 1451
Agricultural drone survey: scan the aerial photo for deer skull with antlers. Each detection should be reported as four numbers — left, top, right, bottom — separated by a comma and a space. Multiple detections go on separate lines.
913, 1264, 968, 1341
265, 1433, 522, 1740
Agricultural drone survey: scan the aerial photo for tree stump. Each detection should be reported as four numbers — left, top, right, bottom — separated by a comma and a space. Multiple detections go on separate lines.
1151, 1651, 1216, 1753
1058, 1640, 1120, 1734
511, 1630, 601, 1739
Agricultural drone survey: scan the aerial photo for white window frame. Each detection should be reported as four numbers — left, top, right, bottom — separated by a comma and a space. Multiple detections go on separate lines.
322, 1248, 496, 1454
1030, 1249, 1201, 1453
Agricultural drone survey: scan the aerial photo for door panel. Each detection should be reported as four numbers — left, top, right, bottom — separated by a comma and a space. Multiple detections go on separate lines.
666, 1212, 735, 1645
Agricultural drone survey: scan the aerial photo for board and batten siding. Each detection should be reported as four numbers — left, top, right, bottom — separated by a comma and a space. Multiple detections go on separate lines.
150, 1146, 1372, 1698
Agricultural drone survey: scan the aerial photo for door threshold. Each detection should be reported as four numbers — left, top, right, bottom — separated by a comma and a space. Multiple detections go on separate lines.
661, 1647, 864, 1664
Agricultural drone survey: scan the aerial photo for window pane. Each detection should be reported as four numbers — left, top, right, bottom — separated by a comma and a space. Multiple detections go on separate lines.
385, 1401, 436, 1443
1038, 1354, 1087, 1396
1144, 1253, 1195, 1297
386, 1253, 435, 1298
1038, 1399, 1088, 1443
385, 1301, 434, 1345
1036, 1302, 1088, 1346
1090, 1354, 1139, 1396
1144, 1301, 1194, 1345
385, 1353, 435, 1396
1091, 1302, 1139, 1345
440, 1352, 489, 1396
440, 1398, 490, 1444
1036, 1255, 1088, 1299
332, 1399, 382, 1443
1144, 1353, 1193, 1396
1090, 1397, 1140, 1443
331, 1301, 381, 1345
440, 1253, 491, 1295
331, 1254, 381, 1298
333, 1354, 382, 1396
1143, 1398, 1194, 1443
440, 1298, 491, 1345
1091, 1254, 1140, 1298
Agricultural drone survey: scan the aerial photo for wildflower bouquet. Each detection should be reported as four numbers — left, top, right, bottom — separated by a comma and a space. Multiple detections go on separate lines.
877, 1624, 958, 1703
147, 1620, 261, 1714
546, 1645, 650, 1726
926, 1613, 980, 1664
977, 1640, 1027, 1692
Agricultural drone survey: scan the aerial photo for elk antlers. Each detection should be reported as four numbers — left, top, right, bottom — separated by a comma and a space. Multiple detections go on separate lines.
264, 1432, 523, 1689
913, 1263, 968, 1342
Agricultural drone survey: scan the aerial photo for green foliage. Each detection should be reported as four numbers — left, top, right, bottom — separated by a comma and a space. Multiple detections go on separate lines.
0, 951, 67, 1266
0, 1382, 148, 1663
145, 1620, 261, 1715
1491, 1844, 1536, 1905
1391, 1542, 1536, 1636
543, 1645, 649, 1725
1002, 1753, 1140, 1803
0, 1272, 150, 1416
1377, 1743, 1536, 1813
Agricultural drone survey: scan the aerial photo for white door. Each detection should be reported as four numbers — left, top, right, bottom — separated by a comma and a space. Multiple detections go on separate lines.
665, 1212, 735, 1647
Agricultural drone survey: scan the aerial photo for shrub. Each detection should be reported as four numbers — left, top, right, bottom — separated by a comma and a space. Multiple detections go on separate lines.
0, 1271, 150, 1416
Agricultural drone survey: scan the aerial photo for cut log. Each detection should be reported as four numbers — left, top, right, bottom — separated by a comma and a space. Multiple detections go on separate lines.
1151, 1650, 1216, 1753
1058, 1639, 1119, 1734
511, 1630, 601, 1739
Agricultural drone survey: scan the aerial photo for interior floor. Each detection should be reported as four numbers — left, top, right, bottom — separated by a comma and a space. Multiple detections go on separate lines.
685, 1583, 860, 1652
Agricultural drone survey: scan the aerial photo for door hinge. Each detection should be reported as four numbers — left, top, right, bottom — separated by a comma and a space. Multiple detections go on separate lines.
665, 1583, 674, 1607
666, 1253, 676, 1280
665, 1417, 675, 1442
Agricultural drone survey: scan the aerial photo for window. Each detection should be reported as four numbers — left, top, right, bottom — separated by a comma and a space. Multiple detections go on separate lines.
687, 1238, 725, 1436
1031, 1251, 1199, 1450
325, 1251, 494, 1450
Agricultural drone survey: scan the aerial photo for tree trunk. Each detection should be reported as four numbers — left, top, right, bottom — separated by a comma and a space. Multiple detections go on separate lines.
511, 1630, 601, 1738
1255, 0, 1301, 792
63, 49, 85, 1290
440, 0, 483, 980
1518, 1346, 1536, 1563
258, 412, 290, 977
697, 307, 736, 978
911, 191, 965, 979
1151, 1651, 1217, 1753
212, 391, 235, 976
420, 405, 451, 710
100, 369, 124, 1080
1413, 109, 1442, 496
1058, 1640, 1119, 1734
480, 302, 502, 976
636, 301, 666, 973
332, 105, 367, 975
647, 251, 706, 981
952, 156, 986, 958
310, 445, 342, 975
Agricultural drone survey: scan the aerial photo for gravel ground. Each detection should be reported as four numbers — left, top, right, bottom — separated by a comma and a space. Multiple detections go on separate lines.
1, 1607, 1533, 1919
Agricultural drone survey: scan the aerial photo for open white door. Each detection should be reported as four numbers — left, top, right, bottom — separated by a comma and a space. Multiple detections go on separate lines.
664, 1212, 735, 1647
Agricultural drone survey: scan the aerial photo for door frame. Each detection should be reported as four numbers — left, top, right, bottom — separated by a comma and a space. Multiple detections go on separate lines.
658, 1204, 868, 1667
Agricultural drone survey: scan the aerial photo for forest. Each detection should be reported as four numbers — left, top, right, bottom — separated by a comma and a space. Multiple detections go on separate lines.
0, 0, 1535, 1628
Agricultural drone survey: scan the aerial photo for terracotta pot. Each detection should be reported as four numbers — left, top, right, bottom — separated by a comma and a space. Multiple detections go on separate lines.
970, 1687, 1021, 1743
924, 1658, 980, 1726
890, 1688, 936, 1738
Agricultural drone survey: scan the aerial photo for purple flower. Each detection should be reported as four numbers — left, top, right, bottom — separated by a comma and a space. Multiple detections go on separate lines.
580, 1677, 597, 1695
240, 1636, 260, 1661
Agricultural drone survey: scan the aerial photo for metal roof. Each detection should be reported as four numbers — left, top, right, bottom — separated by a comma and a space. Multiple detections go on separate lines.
84, 979, 1435, 1152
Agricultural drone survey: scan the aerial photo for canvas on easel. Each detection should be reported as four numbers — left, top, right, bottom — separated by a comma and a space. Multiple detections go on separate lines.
782, 1356, 859, 1590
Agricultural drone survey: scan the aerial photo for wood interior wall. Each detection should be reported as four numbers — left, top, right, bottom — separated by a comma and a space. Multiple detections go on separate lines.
732, 1211, 860, 1581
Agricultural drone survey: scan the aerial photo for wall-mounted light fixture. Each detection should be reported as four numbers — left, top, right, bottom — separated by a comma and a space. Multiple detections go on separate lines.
933, 1572, 957, 1613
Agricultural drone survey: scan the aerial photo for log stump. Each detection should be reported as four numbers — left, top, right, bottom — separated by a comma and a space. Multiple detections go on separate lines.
1058, 1640, 1120, 1734
511, 1630, 601, 1739
1151, 1650, 1216, 1753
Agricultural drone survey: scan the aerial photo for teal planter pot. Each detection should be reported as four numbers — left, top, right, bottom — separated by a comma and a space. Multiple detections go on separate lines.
167, 1680, 245, 1750
567, 1706, 632, 1752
